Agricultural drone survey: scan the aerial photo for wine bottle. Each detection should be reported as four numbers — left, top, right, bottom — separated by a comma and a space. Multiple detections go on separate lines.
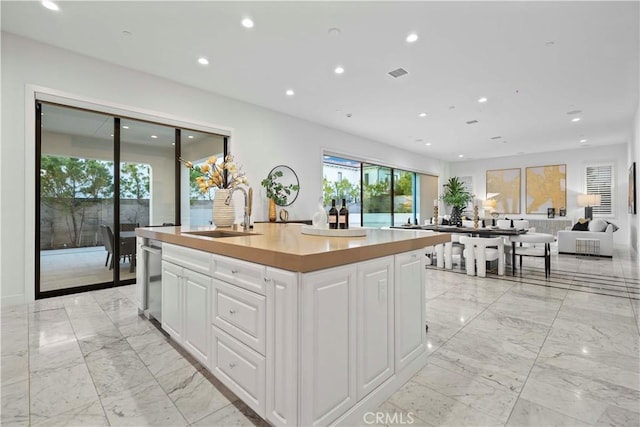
339, 198, 349, 229
328, 199, 338, 229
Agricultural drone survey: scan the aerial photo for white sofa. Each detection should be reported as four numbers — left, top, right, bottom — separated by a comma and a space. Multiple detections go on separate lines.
557, 220, 614, 257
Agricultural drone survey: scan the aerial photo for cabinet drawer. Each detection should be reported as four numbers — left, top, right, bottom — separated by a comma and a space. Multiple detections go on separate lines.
163, 243, 212, 276
212, 279, 266, 355
212, 255, 266, 295
210, 326, 265, 417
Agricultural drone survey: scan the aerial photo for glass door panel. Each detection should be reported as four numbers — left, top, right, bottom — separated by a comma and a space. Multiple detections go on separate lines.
180, 130, 225, 227
362, 163, 391, 227
39, 104, 115, 293
393, 169, 415, 226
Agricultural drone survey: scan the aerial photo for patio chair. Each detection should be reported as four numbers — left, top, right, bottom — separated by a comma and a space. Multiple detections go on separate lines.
100, 224, 136, 271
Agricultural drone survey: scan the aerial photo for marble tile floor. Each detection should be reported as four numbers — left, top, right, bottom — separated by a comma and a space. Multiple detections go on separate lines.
1, 249, 639, 426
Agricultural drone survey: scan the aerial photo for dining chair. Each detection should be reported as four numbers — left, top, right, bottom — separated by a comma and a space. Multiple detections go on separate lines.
100, 224, 136, 271
459, 236, 505, 277
509, 233, 555, 278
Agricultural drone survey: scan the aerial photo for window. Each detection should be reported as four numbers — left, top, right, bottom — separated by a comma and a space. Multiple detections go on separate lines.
585, 164, 613, 216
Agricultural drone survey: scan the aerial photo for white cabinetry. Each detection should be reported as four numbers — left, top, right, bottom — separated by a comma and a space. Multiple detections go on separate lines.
161, 259, 211, 366
266, 267, 298, 427
161, 260, 183, 340
394, 249, 426, 372
300, 265, 357, 427
160, 242, 428, 427
356, 256, 394, 400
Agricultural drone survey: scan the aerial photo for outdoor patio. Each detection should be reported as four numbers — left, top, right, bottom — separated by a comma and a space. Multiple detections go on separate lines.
40, 246, 135, 292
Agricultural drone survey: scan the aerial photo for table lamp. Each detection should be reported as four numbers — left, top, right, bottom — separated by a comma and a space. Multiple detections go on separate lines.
577, 194, 601, 220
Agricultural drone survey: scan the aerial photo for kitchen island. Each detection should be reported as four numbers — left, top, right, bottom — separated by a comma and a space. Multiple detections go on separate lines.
136, 223, 450, 426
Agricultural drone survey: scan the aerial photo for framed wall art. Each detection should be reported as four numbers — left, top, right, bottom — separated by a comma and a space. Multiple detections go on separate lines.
526, 164, 566, 214
486, 168, 521, 214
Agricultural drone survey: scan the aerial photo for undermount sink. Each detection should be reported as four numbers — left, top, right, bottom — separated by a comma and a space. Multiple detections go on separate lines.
182, 230, 260, 238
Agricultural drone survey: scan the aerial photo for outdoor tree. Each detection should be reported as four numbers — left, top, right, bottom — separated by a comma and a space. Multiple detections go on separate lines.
120, 163, 151, 224
120, 163, 150, 199
40, 156, 113, 247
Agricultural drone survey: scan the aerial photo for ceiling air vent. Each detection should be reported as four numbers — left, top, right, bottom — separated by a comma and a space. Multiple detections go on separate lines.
388, 68, 408, 78
490, 136, 502, 140
466, 120, 479, 125
567, 110, 582, 115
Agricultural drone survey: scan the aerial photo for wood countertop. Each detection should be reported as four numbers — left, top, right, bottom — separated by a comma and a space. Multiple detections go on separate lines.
136, 223, 451, 273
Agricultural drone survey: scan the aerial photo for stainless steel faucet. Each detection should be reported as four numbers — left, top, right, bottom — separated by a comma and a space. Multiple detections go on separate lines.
225, 186, 253, 231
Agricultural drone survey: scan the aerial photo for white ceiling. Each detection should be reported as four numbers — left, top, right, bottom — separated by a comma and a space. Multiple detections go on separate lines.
3, 1, 639, 162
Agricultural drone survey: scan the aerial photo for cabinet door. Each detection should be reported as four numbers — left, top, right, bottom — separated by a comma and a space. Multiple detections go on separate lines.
266, 267, 298, 427
183, 269, 211, 366
356, 256, 394, 400
300, 265, 357, 427
161, 261, 183, 340
394, 250, 426, 372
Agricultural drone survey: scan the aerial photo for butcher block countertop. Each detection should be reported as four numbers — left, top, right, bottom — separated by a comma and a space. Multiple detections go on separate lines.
136, 223, 451, 273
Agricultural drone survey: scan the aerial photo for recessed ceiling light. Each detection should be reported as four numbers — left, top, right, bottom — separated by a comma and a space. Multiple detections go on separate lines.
418, 112, 427, 117
151, 135, 158, 139
328, 27, 341, 36
458, 154, 464, 158
285, 89, 295, 96
580, 139, 587, 143
425, 142, 431, 146
571, 117, 581, 122
478, 97, 488, 103
122, 30, 132, 37
197, 57, 209, 65
241, 18, 254, 28
110, 134, 114, 137
406, 33, 418, 43
171, 142, 176, 146
545, 41, 555, 47
41, 1, 59, 11
334, 66, 345, 74
122, 126, 129, 129
188, 135, 194, 139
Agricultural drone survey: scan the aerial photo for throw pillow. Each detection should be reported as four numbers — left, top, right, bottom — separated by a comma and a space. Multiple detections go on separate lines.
605, 220, 619, 232
572, 221, 589, 231
588, 218, 608, 232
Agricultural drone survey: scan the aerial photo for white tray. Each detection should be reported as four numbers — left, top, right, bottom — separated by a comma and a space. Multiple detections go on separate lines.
301, 225, 368, 237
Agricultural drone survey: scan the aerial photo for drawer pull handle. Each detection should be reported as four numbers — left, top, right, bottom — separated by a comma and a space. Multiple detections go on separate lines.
231, 269, 239, 274
229, 309, 237, 315
229, 362, 236, 369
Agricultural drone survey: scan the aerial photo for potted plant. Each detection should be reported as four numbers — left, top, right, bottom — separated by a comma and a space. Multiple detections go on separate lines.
261, 169, 300, 221
441, 176, 473, 226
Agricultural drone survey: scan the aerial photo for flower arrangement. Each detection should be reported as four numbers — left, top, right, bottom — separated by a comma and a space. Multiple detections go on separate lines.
180, 154, 248, 193
261, 169, 300, 206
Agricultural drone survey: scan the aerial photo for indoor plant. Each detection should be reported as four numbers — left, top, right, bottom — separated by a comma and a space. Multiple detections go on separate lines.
261, 169, 300, 221
441, 176, 474, 226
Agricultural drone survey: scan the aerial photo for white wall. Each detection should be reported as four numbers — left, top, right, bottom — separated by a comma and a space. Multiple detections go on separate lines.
1, 33, 446, 305
449, 144, 631, 246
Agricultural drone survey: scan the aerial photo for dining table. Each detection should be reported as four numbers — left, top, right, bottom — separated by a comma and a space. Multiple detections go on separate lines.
392, 224, 529, 275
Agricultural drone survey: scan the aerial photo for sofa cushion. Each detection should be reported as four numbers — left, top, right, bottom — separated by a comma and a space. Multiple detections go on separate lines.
605, 221, 619, 232
572, 221, 590, 231
588, 218, 608, 232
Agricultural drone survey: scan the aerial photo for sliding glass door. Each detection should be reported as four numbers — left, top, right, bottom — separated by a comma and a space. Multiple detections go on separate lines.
36, 102, 228, 298
38, 103, 117, 294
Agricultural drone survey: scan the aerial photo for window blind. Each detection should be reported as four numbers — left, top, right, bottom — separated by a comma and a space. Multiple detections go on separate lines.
585, 164, 613, 215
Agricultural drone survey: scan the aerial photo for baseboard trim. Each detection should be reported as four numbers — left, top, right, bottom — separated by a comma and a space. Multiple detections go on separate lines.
1, 294, 25, 307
